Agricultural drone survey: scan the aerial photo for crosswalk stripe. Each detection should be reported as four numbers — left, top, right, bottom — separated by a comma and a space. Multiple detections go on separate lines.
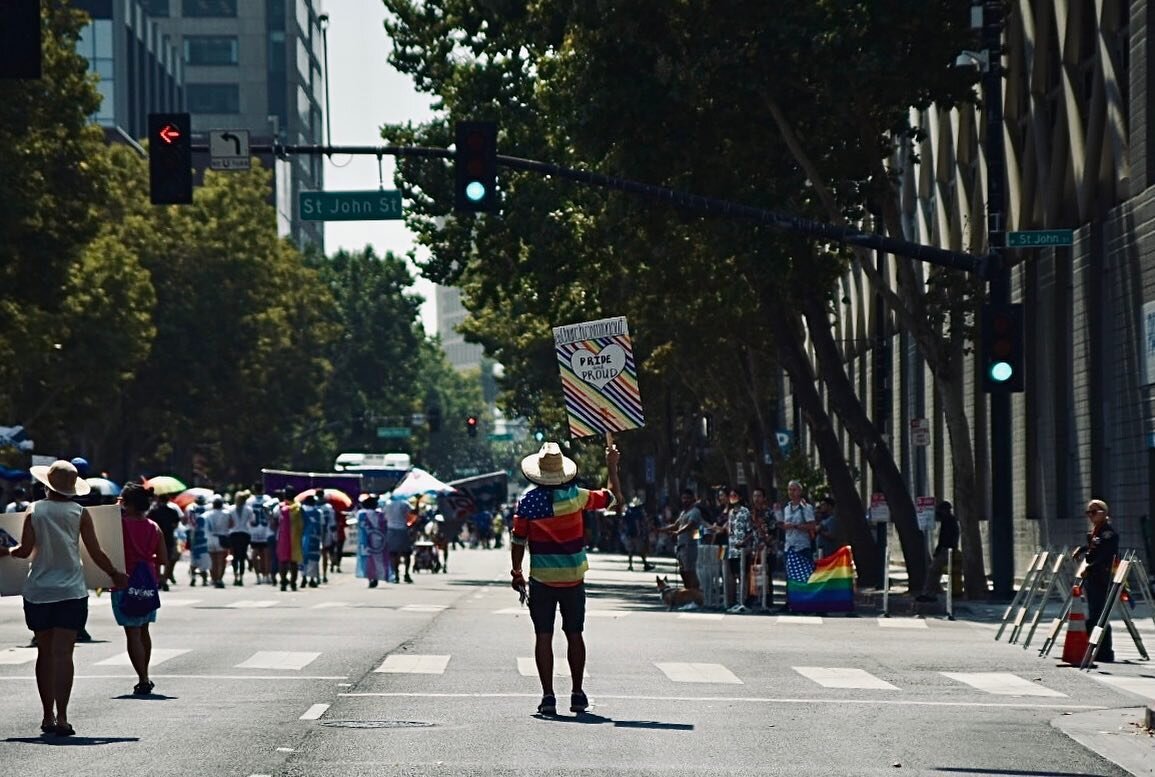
310, 602, 351, 609
678, 613, 724, 621
1087, 674, 1155, 702
401, 604, 447, 612
941, 672, 1066, 697
877, 618, 928, 629
794, 666, 899, 690
655, 662, 742, 684
374, 654, 450, 674
299, 703, 330, 720
226, 600, 279, 609
493, 607, 527, 615
96, 649, 189, 667
236, 651, 321, 670
0, 648, 36, 665
160, 598, 201, 607
517, 657, 586, 678
776, 616, 823, 625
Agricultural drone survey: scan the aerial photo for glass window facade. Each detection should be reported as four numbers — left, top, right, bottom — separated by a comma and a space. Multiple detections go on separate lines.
142, 0, 170, 15
77, 19, 116, 125
181, 0, 237, 17
187, 83, 240, 113
184, 35, 238, 66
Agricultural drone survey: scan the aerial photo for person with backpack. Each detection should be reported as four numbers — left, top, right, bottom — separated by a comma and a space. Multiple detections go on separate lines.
112, 482, 166, 696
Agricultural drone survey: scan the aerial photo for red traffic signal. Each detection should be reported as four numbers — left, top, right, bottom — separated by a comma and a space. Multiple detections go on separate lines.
148, 113, 192, 205
466, 416, 478, 437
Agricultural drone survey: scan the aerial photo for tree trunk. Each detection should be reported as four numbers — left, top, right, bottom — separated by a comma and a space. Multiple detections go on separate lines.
799, 292, 927, 592
770, 305, 881, 587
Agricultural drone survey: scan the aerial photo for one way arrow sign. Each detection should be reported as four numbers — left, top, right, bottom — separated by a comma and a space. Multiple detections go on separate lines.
209, 129, 251, 171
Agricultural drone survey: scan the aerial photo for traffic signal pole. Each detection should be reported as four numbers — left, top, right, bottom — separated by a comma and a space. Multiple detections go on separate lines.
983, 0, 1014, 599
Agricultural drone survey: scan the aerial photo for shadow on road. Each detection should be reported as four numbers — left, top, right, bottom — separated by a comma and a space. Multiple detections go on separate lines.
4, 735, 140, 746
534, 711, 693, 730
111, 693, 179, 701
932, 768, 1113, 777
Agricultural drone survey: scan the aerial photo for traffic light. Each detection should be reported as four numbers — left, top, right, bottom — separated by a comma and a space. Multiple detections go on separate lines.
427, 406, 441, 433
980, 303, 1024, 393
466, 416, 478, 438
148, 112, 192, 205
0, 0, 40, 79
454, 121, 497, 213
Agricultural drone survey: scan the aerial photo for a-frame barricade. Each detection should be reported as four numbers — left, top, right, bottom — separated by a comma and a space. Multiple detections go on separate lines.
1018, 550, 1076, 649
1080, 554, 1155, 669
995, 551, 1043, 642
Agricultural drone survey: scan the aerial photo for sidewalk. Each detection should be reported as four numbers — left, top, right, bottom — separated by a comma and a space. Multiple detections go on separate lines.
1052, 706, 1155, 777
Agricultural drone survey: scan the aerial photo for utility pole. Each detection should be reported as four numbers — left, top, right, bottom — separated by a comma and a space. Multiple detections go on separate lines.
983, 0, 1014, 599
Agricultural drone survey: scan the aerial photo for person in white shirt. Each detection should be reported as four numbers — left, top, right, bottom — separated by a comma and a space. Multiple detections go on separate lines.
782, 480, 817, 584
229, 492, 254, 586
245, 484, 273, 584
202, 496, 232, 589
4, 486, 30, 513
315, 489, 337, 584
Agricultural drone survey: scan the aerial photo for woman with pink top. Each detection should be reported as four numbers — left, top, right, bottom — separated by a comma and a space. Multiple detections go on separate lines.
113, 482, 168, 696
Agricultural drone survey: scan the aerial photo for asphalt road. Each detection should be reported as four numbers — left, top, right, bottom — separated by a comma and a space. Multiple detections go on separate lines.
1, 548, 1153, 776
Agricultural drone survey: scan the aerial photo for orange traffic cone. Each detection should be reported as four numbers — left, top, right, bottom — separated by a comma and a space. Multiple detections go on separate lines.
1060, 586, 1089, 666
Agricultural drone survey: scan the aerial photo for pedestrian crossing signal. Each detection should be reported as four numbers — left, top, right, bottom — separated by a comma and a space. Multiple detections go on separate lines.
981, 303, 1024, 393
149, 112, 192, 205
454, 121, 497, 213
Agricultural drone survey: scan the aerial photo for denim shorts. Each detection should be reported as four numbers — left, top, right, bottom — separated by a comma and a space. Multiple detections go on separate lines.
528, 579, 585, 635
24, 596, 88, 633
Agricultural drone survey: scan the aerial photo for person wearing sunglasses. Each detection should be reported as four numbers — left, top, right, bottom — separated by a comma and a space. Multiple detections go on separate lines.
1073, 499, 1119, 663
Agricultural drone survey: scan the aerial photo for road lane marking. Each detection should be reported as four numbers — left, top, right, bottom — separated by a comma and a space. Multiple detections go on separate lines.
1087, 674, 1155, 702
0, 674, 347, 681
401, 604, 448, 612
299, 703, 330, 720
236, 651, 321, 670
516, 657, 589, 678
877, 618, 927, 629
310, 602, 351, 609
493, 607, 527, 614
96, 649, 189, 667
776, 616, 823, 625
160, 598, 201, 607
794, 666, 899, 690
587, 610, 630, 618
655, 662, 742, 684
226, 600, 279, 609
336, 691, 1101, 710
941, 672, 1066, 697
0, 648, 37, 665
677, 613, 724, 621
374, 654, 450, 674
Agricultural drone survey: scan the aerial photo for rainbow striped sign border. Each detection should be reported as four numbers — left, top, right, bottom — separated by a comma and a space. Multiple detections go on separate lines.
553, 316, 645, 438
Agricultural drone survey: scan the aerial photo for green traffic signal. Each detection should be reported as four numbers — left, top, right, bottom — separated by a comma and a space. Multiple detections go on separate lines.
465, 181, 487, 202
989, 361, 1013, 383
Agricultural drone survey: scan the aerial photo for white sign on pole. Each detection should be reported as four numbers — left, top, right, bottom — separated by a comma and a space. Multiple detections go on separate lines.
916, 496, 937, 533
910, 418, 930, 447
209, 129, 251, 171
870, 492, 890, 523
1143, 301, 1155, 386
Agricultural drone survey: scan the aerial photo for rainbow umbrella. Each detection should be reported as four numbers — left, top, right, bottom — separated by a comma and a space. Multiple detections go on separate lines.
144, 475, 188, 496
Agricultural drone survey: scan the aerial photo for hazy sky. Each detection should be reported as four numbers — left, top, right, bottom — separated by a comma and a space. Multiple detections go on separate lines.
320, 1, 437, 331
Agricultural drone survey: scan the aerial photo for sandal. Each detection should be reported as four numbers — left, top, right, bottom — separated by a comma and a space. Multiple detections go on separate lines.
570, 691, 589, 713
40, 719, 55, 735
53, 723, 75, 737
536, 694, 557, 716
133, 680, 155, 696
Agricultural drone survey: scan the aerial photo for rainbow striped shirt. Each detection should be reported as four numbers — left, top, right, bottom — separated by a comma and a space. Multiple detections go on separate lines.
512, 485, 615, 587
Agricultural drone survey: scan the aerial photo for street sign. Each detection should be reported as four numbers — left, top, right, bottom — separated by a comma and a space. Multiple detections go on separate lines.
487, 433, 513, 442
870, 493, 890, 523
299, 190, 403, 221
911, 418, 930, 447
376, 426, 409, 439
1007, 229, 1074, 248
410, 413, 426, 426
209, 129, 251, 171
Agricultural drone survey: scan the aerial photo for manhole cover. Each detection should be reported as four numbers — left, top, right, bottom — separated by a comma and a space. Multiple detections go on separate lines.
320, 720, 435, 729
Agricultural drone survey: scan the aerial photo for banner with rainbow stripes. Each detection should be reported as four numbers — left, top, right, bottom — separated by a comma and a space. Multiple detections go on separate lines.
553, 316, 645, 438
786, 545, 856, 613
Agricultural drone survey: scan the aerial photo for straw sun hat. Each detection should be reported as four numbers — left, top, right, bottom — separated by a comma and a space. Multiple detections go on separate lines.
30, 459, 91, 497
520, 442, 577, 487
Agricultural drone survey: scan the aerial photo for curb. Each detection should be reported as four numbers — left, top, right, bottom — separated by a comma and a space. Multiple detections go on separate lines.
1051, 706, 1155, 776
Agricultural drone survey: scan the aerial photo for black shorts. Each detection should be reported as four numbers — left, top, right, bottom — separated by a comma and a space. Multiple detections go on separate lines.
24, 597, 88, 633
527, 579, 585, 635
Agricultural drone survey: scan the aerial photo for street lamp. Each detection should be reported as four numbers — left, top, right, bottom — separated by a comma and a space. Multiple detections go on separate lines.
318, 13, 332, 152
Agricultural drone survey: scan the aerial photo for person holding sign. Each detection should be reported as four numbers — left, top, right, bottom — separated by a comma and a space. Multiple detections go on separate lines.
511, 441, 622, 716
0, 460, 129, 737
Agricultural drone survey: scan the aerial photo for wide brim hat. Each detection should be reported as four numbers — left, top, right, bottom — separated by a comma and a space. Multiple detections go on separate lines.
30, 460, 91, 497
520, 442, 577, 487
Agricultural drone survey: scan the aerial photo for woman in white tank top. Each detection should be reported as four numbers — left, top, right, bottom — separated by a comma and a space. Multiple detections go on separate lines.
0, 461, 127, 737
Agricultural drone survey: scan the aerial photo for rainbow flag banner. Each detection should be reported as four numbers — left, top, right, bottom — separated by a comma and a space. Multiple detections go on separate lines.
786, 546, 856, 613
553, 316, 645, 438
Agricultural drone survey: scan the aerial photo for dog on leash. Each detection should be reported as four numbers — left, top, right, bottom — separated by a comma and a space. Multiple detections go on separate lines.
656, 576, 705, 610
